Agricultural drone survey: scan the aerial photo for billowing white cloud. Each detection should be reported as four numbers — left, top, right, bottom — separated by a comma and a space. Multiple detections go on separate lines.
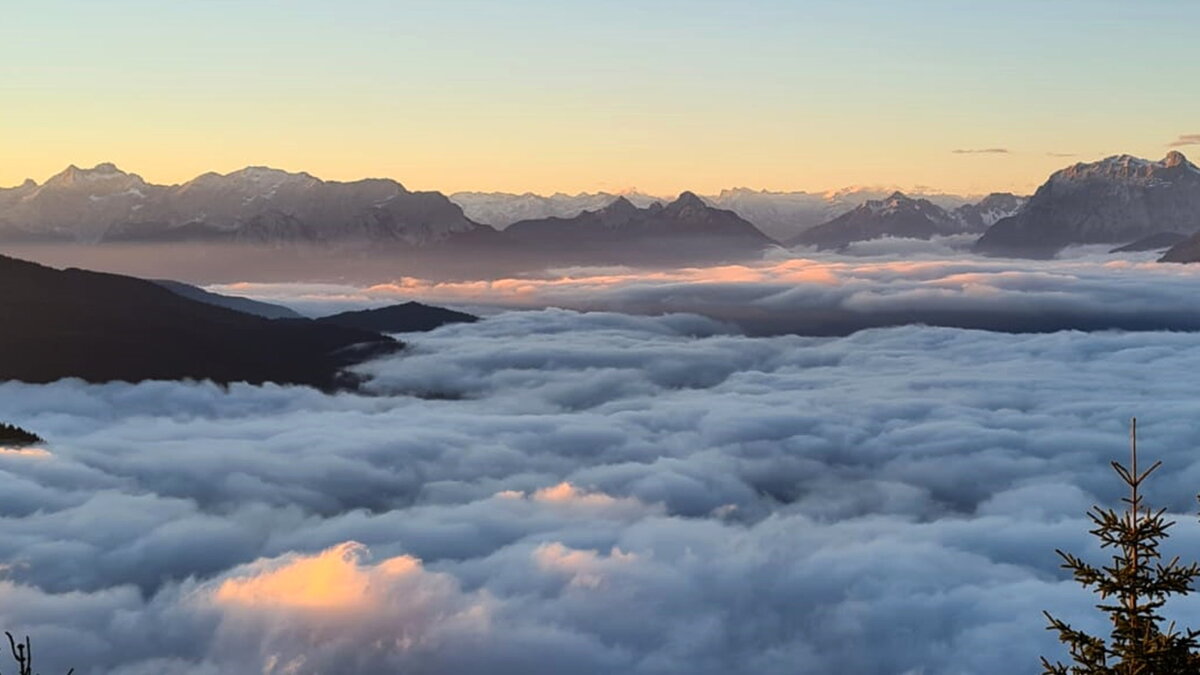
2, 302, 1200, 673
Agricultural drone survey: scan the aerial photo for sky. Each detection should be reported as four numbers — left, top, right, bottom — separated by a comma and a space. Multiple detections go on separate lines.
2, 0, 1197, 196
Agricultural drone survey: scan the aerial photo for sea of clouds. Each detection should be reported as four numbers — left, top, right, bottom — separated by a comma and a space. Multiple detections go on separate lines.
4, 310, 1200, 673
213, 247, 1200, 336
5, 250, 1200, 674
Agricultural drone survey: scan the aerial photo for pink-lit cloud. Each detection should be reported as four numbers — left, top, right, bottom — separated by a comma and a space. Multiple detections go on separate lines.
216, 252, 1200, 336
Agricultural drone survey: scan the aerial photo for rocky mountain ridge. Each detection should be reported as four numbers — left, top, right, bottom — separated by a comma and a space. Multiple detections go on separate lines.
974, 151, 1200, 258
450, 190, 663, 229
785, 191, 1025, 250
0, 164, 482, 246
501, 192, 778, 264
451, 186, 985, 240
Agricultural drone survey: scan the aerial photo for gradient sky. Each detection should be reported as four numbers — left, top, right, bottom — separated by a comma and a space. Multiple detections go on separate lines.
2, 0, 1197, 196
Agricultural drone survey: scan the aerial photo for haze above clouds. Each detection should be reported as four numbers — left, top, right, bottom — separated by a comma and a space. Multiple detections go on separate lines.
214, 246, 1200, 335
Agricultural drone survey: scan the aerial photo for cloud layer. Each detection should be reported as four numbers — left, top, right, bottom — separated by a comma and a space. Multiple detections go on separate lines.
215, 251, 1200, 336
3, 307, 1200, 673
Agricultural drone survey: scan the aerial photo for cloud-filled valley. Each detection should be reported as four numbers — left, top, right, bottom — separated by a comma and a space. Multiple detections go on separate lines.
216, 248, 1200, 336
4, 297, 1200, 673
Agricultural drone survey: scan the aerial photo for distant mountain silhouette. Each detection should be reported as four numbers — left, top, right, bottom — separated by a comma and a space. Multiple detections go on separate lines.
0, 254, 399, 389
786, 192, 958, 249
0, 422, 42, 446
0, 163, 485, 247
0, 164, 781, 272
782, 192, 1026, 251
704, 187, 979, 241
452, 187, 989, 241
975, 152, 1200, 258
501, 192, 778, 265
153, 279, 304, 319
450, 190, 664, 229
318, 302, 479, 333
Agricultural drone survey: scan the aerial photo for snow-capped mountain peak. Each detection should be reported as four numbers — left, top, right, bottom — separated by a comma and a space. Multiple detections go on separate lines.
976, 151, 1200, 257
44, 162, 143, 188
1055, 151, 1198, 184
0, 163, 479, 246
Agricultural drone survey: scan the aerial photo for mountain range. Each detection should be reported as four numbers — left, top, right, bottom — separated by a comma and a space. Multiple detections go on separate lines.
703, 187, 978, 241
0, 164, 778, 269
451, 186, 981, 240
450, 190, 664, 229
974, 151, 1200, 258
0, 164, 484, 247
5, 153, 1200, 267
0, 163, 1009, 248
785, 191, 1026, 250
501, 192, 778, 265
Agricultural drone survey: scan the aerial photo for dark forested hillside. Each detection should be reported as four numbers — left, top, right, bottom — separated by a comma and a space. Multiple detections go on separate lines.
0, 254, 398, 389
0, 423, 42, 446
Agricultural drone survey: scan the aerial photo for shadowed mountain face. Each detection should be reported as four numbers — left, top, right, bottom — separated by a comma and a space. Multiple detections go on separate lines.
974, 152, 1200, 258
318, 302, 479, 333
0, 254, 398, 389
785, 192, 969, 250
501, 192, 778, 265
1159, 232, 1200, 263
0, 164, 484, 247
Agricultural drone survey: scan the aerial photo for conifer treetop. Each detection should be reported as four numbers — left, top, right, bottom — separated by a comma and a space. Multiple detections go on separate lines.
1042, 418, 1200, 674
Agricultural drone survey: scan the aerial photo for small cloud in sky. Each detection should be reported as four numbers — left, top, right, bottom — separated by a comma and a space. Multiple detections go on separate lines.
1046, 152, 1078, 158
951, 148, 1009, 155
1168, 134, 1200, 147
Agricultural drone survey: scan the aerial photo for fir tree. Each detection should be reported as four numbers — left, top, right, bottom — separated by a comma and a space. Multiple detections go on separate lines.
1042, 418, 1200, 674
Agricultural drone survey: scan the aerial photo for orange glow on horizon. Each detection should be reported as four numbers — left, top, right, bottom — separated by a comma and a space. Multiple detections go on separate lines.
351, 259, 845, 306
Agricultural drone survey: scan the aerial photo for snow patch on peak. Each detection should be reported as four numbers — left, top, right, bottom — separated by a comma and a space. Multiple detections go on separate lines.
225, 166, 317, 187
1052, 152, 1200, 185
1163, 150, 1196, 171
863, 192, 916, 216
87, 188, 146, 202
51, 162, 132, 184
